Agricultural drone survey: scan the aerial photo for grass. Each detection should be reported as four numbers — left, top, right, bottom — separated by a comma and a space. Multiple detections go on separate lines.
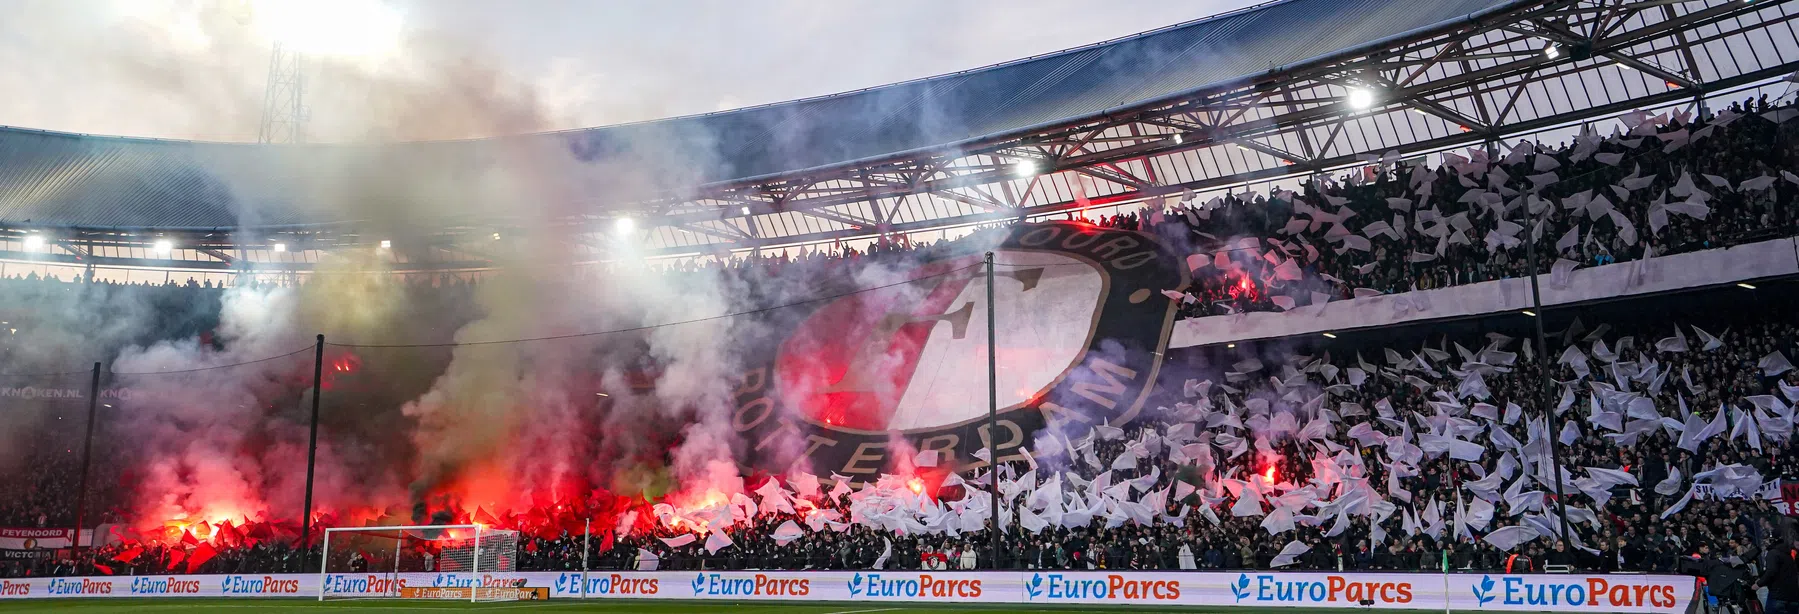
0, 598, 1488, 613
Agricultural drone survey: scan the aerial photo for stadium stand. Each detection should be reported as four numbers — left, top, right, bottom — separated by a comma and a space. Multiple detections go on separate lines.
3, 2, 1799, 611
2, 101, 1799, 614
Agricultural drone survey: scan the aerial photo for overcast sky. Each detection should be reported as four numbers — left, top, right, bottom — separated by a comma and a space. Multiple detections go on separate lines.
0, 0, 1262, 142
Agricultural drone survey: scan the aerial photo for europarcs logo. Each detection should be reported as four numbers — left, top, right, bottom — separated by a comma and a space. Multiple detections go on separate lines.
844, 572, 981, 599
1231, 573, 1413, 605
1021, 572, 1179, 601
217, 575, 299, 594
552, 572, 658, 596
688, 573, 808, 597
1472, 575, 1679, 609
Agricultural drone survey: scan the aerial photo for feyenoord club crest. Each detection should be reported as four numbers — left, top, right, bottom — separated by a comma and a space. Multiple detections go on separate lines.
732, 221, 1187, 480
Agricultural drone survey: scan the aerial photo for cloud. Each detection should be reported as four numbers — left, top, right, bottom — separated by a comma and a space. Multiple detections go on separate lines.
0, 0, 1257, 140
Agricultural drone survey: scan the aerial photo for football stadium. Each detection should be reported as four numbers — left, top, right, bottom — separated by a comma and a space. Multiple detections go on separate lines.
2, 0, 1799, 611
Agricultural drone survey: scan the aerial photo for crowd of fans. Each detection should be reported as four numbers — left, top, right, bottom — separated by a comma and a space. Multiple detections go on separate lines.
345, 290, 1791, 614
18, 293, 1793, 586
519, 298, 1794, 585
1121, 94, 1799, 318
1, 99, 1798, 614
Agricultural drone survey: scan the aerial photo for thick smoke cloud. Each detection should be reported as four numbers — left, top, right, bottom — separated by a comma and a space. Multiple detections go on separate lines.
109, 285, 401, 530
0, 0, 1241, 539
0, 0, 776, 535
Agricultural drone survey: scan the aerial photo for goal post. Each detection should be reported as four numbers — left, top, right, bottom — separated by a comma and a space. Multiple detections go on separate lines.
318, 524, 523, 602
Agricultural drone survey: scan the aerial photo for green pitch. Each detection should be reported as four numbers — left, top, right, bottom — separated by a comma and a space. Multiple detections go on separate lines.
0, 598, 1485, 613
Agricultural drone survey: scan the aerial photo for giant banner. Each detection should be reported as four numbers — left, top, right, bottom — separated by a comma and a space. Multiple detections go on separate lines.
0, 570, 1695, 611
0, 528, 86, 560
737, 221, 1187, 478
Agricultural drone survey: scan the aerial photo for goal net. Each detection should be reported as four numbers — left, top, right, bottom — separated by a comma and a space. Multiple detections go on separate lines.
319, 525, 528, 601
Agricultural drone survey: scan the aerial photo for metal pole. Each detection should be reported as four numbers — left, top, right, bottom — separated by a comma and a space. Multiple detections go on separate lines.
985, 251, 1000, 570
582, 518, 591, 598
391, 532, 402, 598
71, 362, 101, 552
317, 529, 330, 601
1523, 187, 1575, 543
470, 526, 482, 604
299, 334, 325, 555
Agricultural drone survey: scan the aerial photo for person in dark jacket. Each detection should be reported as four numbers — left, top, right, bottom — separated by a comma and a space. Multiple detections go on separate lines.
1304, 539, 1335, 570
1350, 540, 1374, 570
1545, 540, 1578, 569
1415, 539, 1441, 571
1504, 551, 1534, 573
1375, 542, 1405, 570
1756, 540, 1799, 614
1220, 545, 1241, 569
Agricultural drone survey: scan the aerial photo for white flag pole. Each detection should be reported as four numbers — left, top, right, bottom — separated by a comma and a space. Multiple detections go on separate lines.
582, 518, 591, 598
469, 526, 482, 604
391, 533, 402, 598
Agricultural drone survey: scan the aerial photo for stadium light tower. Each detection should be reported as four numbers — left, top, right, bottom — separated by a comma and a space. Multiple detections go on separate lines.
250, 0, 401, 144
258, 42, 308, 144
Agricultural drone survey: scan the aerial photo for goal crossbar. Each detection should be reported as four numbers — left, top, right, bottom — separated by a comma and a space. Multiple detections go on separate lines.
319, 524, 519, 602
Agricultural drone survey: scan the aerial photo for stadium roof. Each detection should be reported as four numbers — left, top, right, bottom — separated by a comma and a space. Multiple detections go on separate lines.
1, 0, 1796, 268
0, 0, 1517, 230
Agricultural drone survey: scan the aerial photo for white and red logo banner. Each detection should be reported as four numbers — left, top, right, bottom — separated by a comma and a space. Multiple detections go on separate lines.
734, 221, 1187, 478
0, 570, 1694, 611
0, 528, 76, 551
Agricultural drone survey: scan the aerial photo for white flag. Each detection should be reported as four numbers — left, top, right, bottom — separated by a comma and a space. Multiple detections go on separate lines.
1483, 525, 1540, 551
771, 520, 805, 545
1270, 540, 1311, 567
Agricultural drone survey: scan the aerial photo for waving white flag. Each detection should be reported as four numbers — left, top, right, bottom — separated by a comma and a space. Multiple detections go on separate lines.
1484, 525, 1540, 551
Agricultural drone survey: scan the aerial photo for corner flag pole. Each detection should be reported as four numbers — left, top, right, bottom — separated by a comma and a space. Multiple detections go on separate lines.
582, 518, 591, 598
299, 334, 325, 554
986, 251, 1000, 570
